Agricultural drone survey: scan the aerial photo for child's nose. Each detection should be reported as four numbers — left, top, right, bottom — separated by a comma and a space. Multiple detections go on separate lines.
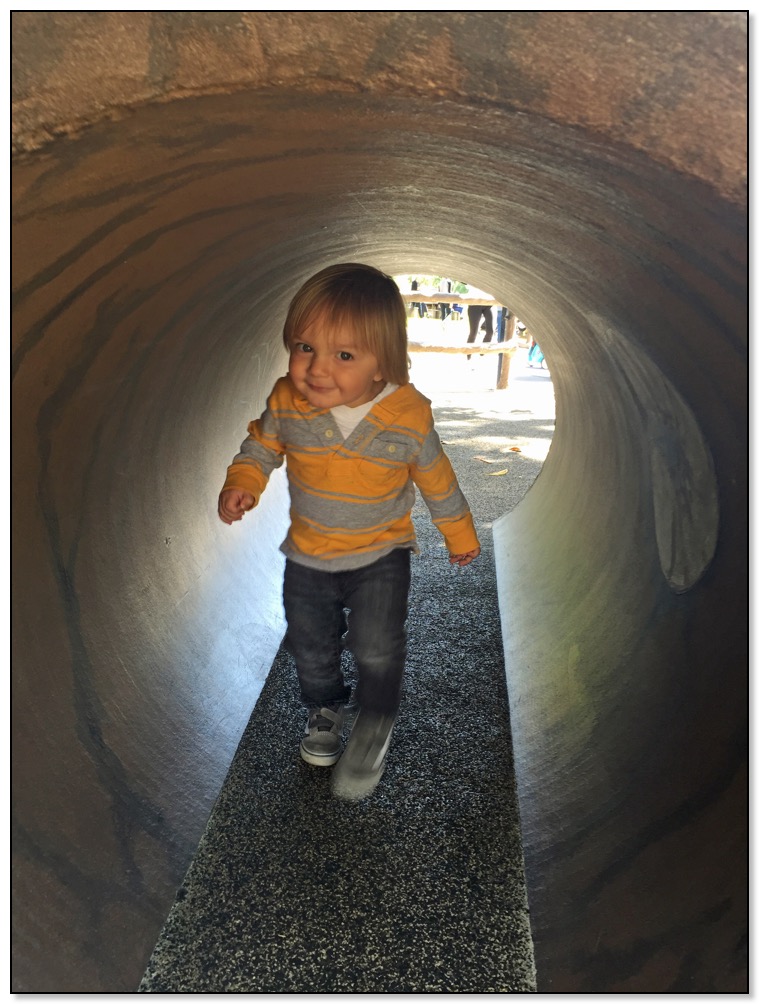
308, 353, 330, 376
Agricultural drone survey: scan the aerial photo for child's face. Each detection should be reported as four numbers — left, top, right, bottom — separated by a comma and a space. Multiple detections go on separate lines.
288, 315, 385, 409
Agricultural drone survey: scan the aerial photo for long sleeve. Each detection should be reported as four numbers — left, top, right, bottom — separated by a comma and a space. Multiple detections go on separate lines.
221, 392, 286, 504
411, 424, 480, 554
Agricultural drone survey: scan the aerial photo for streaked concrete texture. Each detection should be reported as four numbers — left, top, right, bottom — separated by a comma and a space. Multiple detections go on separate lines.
12, 11, 746, 993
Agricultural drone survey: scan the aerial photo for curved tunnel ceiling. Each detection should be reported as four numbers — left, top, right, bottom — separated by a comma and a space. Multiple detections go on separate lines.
12, 12, 747, 993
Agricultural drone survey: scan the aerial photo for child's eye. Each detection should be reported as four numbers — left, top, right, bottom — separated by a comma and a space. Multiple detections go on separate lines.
338, 351, 354, 361
294, 342, 312, 354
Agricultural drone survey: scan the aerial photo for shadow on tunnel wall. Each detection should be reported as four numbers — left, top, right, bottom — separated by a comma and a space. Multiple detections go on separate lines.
11, 11, 747, 993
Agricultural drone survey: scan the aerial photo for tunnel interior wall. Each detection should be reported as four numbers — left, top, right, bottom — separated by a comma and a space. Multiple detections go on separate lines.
11, 12, 747, 993
494, 287, 746, 991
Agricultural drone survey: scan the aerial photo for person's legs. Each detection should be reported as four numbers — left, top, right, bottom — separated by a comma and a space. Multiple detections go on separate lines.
467, 306, 484, 360
340, 548, 411, 717
467, 305, 482, 344
283, 560, 353, 766
332, 549, 411, 799
481, 306, 494, 343
283, 559, 352, 708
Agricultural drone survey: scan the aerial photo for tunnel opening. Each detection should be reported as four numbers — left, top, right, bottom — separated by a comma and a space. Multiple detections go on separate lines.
393, 270, 556, 509
397, 273, 551, 400
12, 11, 746, 994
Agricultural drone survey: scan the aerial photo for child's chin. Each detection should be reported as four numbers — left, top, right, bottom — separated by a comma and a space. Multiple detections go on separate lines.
304, 388, 334, 406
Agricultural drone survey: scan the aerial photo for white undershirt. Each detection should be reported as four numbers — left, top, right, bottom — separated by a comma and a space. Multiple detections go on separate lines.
331, 383, 399, 440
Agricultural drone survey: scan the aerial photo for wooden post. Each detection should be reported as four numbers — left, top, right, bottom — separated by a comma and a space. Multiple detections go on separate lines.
497, 313, 517, 389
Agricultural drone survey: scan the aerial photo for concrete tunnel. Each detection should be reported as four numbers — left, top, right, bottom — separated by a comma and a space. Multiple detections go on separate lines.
11, 11, 747, 993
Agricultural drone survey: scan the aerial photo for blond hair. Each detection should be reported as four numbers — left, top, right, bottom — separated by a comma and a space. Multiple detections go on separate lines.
282, 263, 410, 385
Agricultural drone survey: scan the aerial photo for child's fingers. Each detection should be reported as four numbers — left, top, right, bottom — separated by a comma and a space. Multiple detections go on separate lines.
218, 499, 238, 524
449, 547, 481, 567
218, 490, 253, 523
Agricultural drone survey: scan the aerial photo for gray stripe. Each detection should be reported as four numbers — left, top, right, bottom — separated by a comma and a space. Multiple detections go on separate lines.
288, 479, 417, 531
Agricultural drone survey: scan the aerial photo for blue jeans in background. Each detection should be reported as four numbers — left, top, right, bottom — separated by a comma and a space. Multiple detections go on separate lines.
283, 548, 411, 717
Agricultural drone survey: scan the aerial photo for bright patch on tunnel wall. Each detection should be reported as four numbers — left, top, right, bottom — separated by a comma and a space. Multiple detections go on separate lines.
598, 323, 719, 593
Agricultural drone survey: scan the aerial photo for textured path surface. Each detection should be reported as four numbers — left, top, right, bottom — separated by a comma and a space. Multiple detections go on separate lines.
139, 348, 553, 993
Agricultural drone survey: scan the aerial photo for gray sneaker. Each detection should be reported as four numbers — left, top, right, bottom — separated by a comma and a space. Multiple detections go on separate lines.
300, 705, 345, 767
332, 711, 395, 801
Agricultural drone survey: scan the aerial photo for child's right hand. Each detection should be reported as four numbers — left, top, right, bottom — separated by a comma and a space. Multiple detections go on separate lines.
218, 488, 255, 525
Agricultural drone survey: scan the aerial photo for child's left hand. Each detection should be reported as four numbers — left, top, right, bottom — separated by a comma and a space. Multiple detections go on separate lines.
449, 547, 481, 567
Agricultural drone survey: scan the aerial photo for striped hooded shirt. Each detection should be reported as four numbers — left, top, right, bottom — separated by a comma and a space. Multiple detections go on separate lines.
222, 375, 480, 571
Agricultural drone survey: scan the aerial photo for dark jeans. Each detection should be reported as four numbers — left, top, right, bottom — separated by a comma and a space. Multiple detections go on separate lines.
467, 305, 494, 343
283, 548, 411, 716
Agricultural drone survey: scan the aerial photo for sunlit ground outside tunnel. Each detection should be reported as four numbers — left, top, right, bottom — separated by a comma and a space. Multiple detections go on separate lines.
406, 311, 555, 468
396, 273, 554, 472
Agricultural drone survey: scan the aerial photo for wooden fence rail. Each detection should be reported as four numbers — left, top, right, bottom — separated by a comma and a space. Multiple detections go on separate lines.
408, 339, 519, 355
408, 339, 519, 389
401, 293, 501, 306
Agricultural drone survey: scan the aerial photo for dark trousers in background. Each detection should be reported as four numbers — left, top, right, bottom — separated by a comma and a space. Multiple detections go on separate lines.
467, 305, 494, 343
